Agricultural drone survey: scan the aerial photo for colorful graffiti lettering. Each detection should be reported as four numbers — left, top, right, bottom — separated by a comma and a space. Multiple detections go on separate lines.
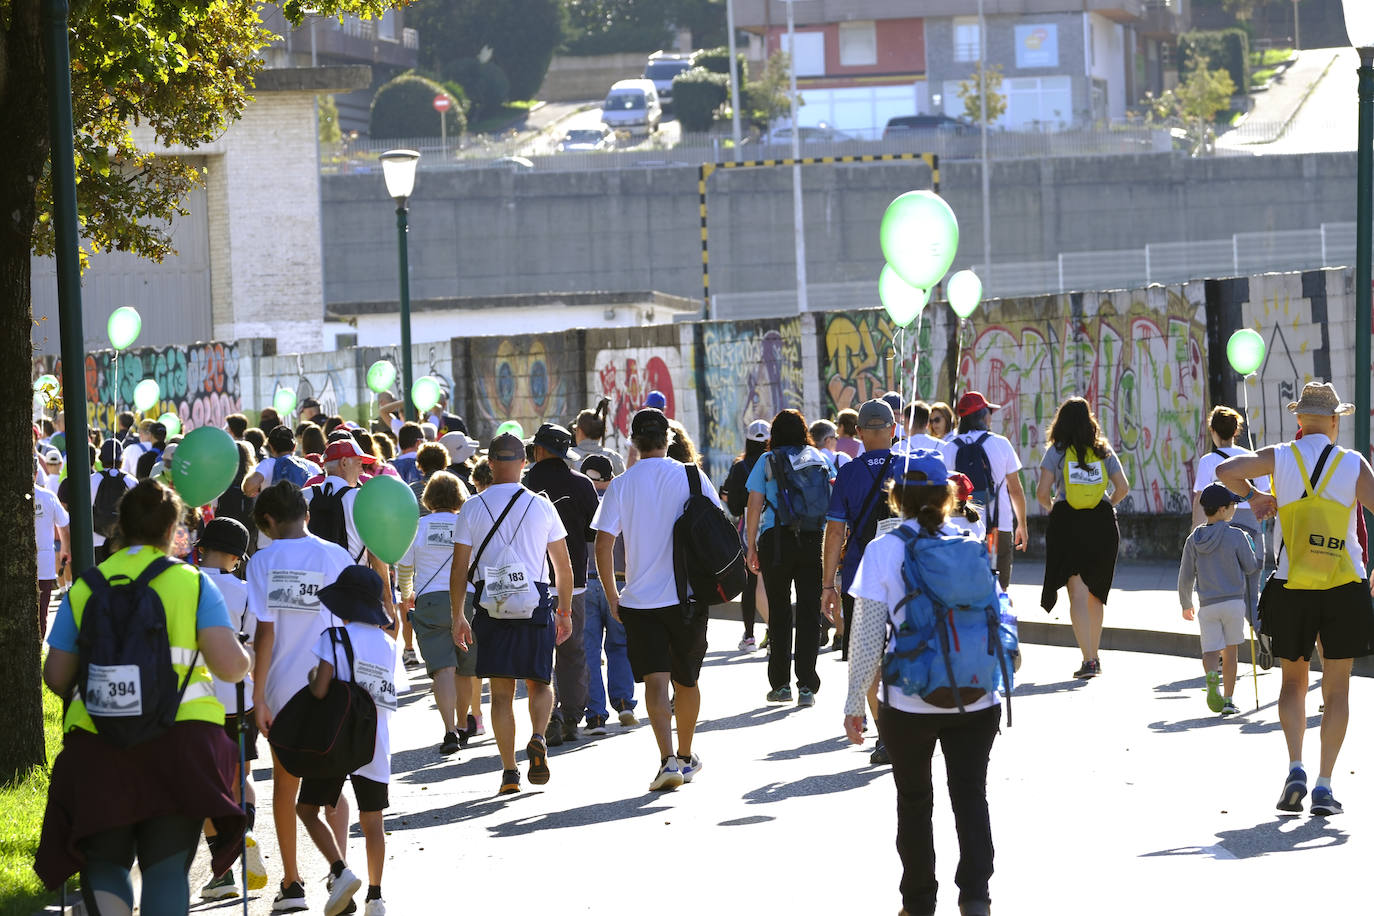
470, 335, 575, 438
592, 348, 678, 454
823, 310, 931, 415
700, 319, 804, 480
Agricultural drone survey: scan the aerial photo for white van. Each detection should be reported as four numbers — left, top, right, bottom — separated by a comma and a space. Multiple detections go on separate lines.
601, 79, 661, 136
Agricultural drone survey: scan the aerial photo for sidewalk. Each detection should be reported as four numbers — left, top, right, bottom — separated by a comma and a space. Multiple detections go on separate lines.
1219, 47, 1344, 147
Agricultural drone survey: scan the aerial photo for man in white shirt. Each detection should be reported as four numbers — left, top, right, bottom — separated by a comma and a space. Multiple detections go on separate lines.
593, 408, 721, 792
120, 419, 154, 477
34, 458, 69, 639
896, 401, 946, 454
940, 392, 1028, 590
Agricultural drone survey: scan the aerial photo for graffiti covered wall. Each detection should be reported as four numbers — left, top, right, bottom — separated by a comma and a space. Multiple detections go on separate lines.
464, 333, 582, 439
699, 318, 806, 480
587, 324, 698, 457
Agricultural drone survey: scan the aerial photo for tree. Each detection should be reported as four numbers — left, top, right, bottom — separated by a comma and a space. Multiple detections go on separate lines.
672, 67, 728, 132
370, 73, 467, 139
739, 51, 795, 131
956, 63, 1007, 125
563, 0, 673, 55
1221, 0, 1272, 21
318, 95, 342, 146
407, 0, 564, 100
1144, 64, 1237, 156
0, 0, 393, 786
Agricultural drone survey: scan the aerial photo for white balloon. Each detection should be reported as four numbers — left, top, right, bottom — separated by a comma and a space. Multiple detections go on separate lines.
948, 270, 984, 319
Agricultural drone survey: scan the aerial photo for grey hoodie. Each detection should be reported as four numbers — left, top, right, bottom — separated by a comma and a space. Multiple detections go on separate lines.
1177, 520, 1261, 609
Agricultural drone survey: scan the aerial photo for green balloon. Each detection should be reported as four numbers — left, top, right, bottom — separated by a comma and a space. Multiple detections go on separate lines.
879, 190, 960, 291
353, 474, 420, 565
495, 420, 525, 440
947, 269, 983, 320
1226, 329, 1266, 376
367, 360, 397, 395
411, 376, 442, 414
34, 374, 59, 393
134, 378, 160, 412
51, 432, 67, 456
158, 412, 182, 437
171, 426, 238, 507
274, 387, 298, 416
107, 306, 142, 350
878, 264, 928, 328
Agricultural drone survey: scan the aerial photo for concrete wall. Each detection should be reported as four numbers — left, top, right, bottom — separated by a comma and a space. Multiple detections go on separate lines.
538, 53, 648, 103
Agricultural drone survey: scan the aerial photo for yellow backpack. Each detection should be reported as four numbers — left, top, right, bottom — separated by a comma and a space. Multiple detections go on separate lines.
1064, 446, 1109, 509
1278, 444, 1360, 591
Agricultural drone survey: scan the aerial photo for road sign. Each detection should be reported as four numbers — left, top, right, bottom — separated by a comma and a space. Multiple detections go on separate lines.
433, 94, 451, 113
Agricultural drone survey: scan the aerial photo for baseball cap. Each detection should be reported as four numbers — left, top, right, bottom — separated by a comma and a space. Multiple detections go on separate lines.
631, 408, 669, 437
532, 422, 579, 460
580, 454, 615, 481
299, 397, 320, 411
324, 438, 376, 465
440, 413, 467, 434
98, 439, 122, 468
42, 447, 61, 464
644, 390, 667, 410
948, 471, 975, 503
858, 399, 896, 430
746, 419, 771, 442
267, 425, 295, 452
488, 432, 526, 462
881, 391, 903, 416
199, 517, 250, 560
440, 431, 478, 464
956, 391, 1000, 417
1200, 482, 1244, 514
895, 449, 949, 486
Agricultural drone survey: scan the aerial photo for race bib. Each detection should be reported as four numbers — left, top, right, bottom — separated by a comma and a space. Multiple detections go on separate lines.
483, 561, 537, 618
1067, 463, 1104, 486
876, 517, 903, 537
352, 658, 398, 712
426, 518, 457, 547
268, 569, 324, 616
86, 664, 142, 717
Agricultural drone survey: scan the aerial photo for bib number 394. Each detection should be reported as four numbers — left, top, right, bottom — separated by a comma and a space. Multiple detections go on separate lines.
86, 664, 143, 717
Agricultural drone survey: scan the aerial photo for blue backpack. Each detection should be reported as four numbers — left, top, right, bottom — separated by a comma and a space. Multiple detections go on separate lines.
953, 433, 1000, 527
767, 448, 832, 533
274, 454, 312, 488
883, 526, 1019, 724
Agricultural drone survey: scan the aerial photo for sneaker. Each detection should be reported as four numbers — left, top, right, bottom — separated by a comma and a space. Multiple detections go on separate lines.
797, 687, 816, 707
364, 899, 387, 916
1205, 671, 1224, 713
526, 735, 551, 785
402, 648, 418, 668
1220, 700, 1240, 716
546, 721, 564, 747
325, 867, 362, 916
273, 880, 308, 913
439, 731, 461, 755
830, 633, 843, 652
584, 715, 609, 735
759, 632, 770, 651
617, 708, 638, 727
341, 902, 357, 915
649, 757, 684, 791
738, 636, 757, 652
472, 713, 486, 735
1311, 785, 1344, 816
1276, 766, 1307, 815
869, 741, 890, 766
242, 831, 267, 890
677, 752, 703, 783
562, 719, 579, 743
766, 686, 793, 703
1256, 633, 1274, 671
202, 871, 239, 901
959, 901, 992, 916
498, 769, 521, 795
1073, 659, 1101, 679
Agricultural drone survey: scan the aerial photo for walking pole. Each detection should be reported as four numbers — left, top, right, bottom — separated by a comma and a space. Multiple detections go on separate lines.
237, 679, 249, 915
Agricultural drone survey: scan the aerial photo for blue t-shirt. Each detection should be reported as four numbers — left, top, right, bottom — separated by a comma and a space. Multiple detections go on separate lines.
745, 445, 836, 540
392, 453, 421, 485
826, 448, 897, 593
48, 568, 233, 654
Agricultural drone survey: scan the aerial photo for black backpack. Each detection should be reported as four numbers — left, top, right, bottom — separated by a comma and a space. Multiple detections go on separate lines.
954, 433, 1000, 527
75, 557, 201, 748
308, 482, 360, 559
268, 627, 379, 779
92, 472, 127, 539
673, 464, 747, 613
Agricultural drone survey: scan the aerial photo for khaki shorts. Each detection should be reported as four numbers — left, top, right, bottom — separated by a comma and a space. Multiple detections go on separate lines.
412, 590, 478, 677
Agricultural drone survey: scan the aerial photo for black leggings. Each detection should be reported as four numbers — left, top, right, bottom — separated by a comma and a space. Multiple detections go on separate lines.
759, 527, 823, 692
741, 570, 760, 638
79, 814, 202, 915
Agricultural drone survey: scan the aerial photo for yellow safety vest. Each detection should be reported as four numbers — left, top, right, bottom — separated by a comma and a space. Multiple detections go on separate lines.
64, 547, 224, 734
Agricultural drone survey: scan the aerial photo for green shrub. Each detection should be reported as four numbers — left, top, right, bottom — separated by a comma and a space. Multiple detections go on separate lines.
1179, 29, 1249, 95
672, 67, 729, 132
370, 72, 467, 139
694, 46, 748, 83
444, 58, 509, 122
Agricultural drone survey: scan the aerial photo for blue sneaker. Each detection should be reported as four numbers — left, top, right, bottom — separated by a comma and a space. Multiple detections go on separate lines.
1276, 767, 1307, 815
1311, 786, 1343, 816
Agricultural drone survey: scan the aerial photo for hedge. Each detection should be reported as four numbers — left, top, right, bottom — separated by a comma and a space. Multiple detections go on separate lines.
1179, 29, 1249, 95
694, 46, 748, 84
672, 67, 729, 132
444, 58, 510, 122
370, 72, 467, 139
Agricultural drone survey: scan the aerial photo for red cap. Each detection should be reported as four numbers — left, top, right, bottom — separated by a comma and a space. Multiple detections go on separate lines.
956, 391, 1000, 417
948, 472, 975, 502
324, 439, 376, 465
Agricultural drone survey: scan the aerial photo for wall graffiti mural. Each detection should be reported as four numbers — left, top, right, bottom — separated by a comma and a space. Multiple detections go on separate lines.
700, 318, 805, 480
1241, 275, 1332, 449
823, 310, 932, 416
469, 334, 577, 438
591, 347, 679, 455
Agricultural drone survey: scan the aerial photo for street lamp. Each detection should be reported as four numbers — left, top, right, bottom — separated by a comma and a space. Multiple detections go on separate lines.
1343, 3, 1374, 461
380, 148, 420, 422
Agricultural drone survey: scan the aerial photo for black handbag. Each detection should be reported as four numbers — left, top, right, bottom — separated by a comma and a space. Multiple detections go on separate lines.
268, 628, 378, 779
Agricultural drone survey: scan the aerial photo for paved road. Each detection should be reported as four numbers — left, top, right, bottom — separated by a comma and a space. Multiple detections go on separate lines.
1219, 46, 1359, 154
179, 595, 1374, 915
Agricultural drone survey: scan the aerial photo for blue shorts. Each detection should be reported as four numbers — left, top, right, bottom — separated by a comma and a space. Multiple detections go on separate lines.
472, 583, 556, 683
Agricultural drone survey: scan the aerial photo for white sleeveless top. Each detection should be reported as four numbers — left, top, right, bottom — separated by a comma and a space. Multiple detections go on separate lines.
1272, 434, 1362, 580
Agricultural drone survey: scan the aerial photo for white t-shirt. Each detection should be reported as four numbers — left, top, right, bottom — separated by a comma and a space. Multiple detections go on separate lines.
401, 511, 460, 597
312, 623, 398, 783
247, 533, 354, 715
120, 441, 147, 477
34, 484, 69, 580
897, 432, 947, 455
850, 518, 1000, 715
90, 469, 138, 546
453, 483, 567, 587
203, 569, 255, 710
305, 476, 366, 562
1193, 445, 1270, 511
940, 431, 1022, 532
948, 510, 987, 543
591, 456, 722, 609
1271, 434, 1364, 580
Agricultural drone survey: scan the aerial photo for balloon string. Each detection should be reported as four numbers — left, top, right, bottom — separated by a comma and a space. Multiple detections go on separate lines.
1242, 374, 1256, 452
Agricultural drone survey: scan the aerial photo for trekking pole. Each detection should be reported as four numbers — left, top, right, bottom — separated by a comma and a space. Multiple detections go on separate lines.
1249, 627, 1260, 710
237, 679, 249, 916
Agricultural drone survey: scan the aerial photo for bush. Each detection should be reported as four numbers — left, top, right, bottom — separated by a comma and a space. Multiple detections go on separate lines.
694, 46, 748, 83
370, 72, 467, 139
444, 58, 509, 122
1179, 29, 1249, 95
672, 67, 729, 132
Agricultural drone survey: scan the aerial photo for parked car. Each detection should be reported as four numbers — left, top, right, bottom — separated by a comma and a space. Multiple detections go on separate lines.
764, 123, 858, 145
601, 79, 662, 136
644, 51, 695, 110
492, 156, 534, 171
557, 126, 616, 152
882, 114, 975, 140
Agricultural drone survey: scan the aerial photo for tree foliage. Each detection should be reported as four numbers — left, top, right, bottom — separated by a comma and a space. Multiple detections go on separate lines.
695, 46, 747, 82
407, 0, 565, 99
672, 67, 728, 132
444, 56, 510, 123
562, 0, 724, 55
318, 94, 342, 146
956, 63, 1007, 125
1179, 29, 1250, 94
1144, 64, 1237, 156
370, 72, 467, 139
739, 51, 795, 130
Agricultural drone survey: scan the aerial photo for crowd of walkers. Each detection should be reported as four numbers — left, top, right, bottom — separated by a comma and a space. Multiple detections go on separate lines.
27, 374, 1374, 916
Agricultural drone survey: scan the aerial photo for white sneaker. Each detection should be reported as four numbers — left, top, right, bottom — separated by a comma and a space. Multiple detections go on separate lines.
365, 899, 387, 916
649, 757, 684, 791
325, 867, 362, 916
677, 752, 703, 783
617, 708, 638, 727
738, 636, 757, 652
243, 831, 268, 890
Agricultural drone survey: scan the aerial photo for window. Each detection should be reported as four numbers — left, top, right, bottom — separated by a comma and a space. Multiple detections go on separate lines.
953, 18, 980, 63
838, 21, 878, 68
781, 31, 826, 77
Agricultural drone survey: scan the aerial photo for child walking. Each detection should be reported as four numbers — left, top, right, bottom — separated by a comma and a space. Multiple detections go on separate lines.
1178, 483, 1261, 716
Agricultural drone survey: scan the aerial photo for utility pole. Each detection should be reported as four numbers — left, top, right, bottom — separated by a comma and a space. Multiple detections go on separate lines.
978, 0, 992, 285
785, 0, 809, 313
727, 0, 743, 162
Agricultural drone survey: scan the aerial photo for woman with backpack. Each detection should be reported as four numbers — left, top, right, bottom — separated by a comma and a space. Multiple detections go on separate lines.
1036, 397, 1131, 679
744, 409, 836, 706
37, 479, 253, 913
843, 450, 1005, 916
721, 420, 771, 652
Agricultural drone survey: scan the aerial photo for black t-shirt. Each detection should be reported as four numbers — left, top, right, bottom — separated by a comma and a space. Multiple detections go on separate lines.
722, 453, 761, 518
524, 457, 599, 589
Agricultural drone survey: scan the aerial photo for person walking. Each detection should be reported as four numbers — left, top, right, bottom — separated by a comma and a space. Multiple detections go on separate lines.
449, 433, 574, 796
897, 401, 946, 454
579, 454, 639, 732
941, 392, 1028, 590
1036, 397, 1130, 679
927, 402, 955, 441
90, 439, 137, 564
572, 399, 627, 476
834, 408, 862, 459
1218, 382, 1374, 816
36, 480, 253, 914
745, 409, 835, 706
721, 419, 770, 652
34, 456, 70, 640
592, 408, 721, 791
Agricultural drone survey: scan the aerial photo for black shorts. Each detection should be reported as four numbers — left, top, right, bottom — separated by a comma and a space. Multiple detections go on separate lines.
1259, 578, 1374, 662
620, 604, 709, 687
224, 711, 259, 762
298, 773, 389, 812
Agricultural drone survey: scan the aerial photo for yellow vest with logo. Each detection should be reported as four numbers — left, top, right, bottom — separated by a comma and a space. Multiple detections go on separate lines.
1278, 445, 1361, 591
64, 547, 224, 734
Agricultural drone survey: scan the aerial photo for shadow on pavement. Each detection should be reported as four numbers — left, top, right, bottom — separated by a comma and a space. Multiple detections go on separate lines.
701, 649, 766, 669
719, 815, 776, 827
1010, 679, 1087, 697
1142, 816, 1348, 859
486, 792, 676, 836
1147, 713, 1321, 734
762, 735, 850, 761
696, 705, 801, 733
394, 736, 602, 784
743, 767, 887, 804
385, 790, 540, 831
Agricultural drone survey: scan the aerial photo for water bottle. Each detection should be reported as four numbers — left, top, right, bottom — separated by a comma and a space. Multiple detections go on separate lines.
997, 591, 1020, 691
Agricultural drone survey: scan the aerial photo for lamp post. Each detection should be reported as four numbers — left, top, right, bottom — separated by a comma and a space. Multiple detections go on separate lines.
380, 149, 420, 422
1343, 2, 1374, 461
783, 0, 808, 313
